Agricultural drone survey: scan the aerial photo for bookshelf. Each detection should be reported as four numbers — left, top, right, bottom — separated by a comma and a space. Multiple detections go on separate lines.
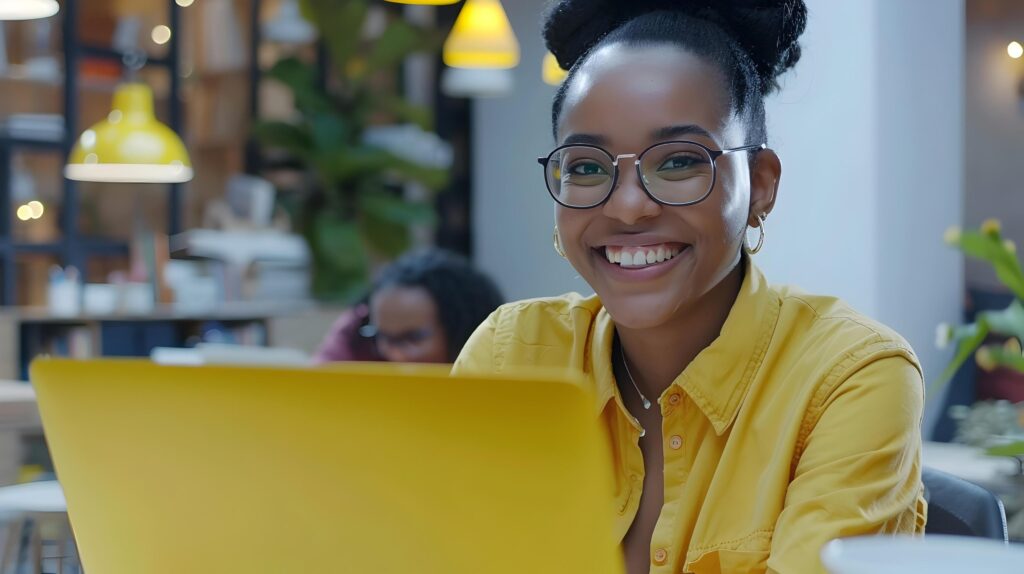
0, 302, 343, 381
0, 0, 185, 306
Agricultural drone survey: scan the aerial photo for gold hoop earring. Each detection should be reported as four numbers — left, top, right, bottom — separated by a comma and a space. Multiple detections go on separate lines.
744, 213, 767, 255
553, 226, 567, 259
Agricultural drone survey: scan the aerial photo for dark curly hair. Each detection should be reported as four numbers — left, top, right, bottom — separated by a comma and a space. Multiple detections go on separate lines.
543, 0, 808, 145
373, 249, 505, 362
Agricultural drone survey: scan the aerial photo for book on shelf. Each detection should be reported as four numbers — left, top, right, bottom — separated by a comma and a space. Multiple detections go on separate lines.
0, 114, 64, 142
18, 325, 94, 380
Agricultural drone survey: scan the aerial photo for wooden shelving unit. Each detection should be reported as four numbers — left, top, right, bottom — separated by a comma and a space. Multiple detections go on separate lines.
0, 302, 343, 381
0, 0, 185, 306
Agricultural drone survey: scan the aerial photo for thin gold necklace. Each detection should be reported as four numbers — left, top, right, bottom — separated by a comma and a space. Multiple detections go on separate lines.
619, 343, 652, 410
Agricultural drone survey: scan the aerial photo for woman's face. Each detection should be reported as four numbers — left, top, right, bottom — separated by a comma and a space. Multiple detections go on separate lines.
369, 286, 449, 363
555, 44, 779, 330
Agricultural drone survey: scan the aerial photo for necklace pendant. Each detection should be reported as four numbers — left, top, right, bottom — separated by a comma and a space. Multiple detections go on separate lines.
641, 397, 652, 410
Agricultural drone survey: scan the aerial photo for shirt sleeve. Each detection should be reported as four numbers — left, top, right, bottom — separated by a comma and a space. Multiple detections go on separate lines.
767, 355, 928, 574
451, 309, 500, 374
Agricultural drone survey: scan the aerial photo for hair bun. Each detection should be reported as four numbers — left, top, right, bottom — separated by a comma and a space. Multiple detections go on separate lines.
542, 0, 624, 71
718, 0, 807, 92
542, 0, 807, 93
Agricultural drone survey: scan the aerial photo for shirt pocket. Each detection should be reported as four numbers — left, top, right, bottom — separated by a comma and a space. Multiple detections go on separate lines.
684, 548, 770, 574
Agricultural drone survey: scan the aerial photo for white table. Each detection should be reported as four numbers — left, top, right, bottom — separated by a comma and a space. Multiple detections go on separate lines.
923, 440, 1024, 541
923, 441, 1022, 491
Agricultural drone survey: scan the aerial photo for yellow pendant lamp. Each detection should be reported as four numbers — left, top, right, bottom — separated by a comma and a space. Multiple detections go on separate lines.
65, 83, 193, 184
443, 0, 519, 69
542, 51, 568, 86
0, 0, 59, 20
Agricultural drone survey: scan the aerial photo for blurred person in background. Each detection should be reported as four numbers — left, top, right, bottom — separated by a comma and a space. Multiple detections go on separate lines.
315, 249, 504, 364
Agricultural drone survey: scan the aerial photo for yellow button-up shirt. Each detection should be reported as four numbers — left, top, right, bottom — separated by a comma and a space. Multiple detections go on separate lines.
453, 262, 927, 573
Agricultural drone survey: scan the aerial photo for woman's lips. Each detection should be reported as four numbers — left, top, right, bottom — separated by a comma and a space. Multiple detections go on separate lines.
601, 242, 686, 268
592, 243, 692, 282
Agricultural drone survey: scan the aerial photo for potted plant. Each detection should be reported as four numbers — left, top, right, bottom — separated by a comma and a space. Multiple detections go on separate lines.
253, 0, 451, 301
936, 218, 1024, 458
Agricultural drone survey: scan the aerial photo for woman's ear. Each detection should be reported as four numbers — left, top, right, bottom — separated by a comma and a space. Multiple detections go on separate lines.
748, 148, 781, 224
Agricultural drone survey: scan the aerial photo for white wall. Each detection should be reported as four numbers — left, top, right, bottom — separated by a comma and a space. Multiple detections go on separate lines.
471, 0, 589, 302
874, 1, 965, 430
758, 1, 881, 315
761, 0, 966, 430
472, 0, 965, 429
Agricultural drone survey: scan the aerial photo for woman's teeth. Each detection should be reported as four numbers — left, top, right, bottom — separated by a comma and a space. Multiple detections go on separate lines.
604, 244, 682, 268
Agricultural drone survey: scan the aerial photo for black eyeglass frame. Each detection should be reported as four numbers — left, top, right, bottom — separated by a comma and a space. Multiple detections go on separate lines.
537, 141, 767, 209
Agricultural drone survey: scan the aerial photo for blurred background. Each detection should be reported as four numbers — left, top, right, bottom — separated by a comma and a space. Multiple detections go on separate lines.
0, 0, 1022, 559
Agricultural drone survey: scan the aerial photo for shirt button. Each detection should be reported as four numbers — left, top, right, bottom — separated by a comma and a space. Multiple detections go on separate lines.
669, 435, 683, 450
630, 474, 640, 483
668, 393, 681, 405
653, 548, 668, 565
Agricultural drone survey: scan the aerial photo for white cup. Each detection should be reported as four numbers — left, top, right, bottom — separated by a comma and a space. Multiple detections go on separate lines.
82, 284, 118, 315
47, 281, 80, 317
821, 535, 1024, 574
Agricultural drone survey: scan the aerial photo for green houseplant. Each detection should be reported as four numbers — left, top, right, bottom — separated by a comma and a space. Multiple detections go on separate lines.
253, 0, 450, 301
936, 218, 1024, 457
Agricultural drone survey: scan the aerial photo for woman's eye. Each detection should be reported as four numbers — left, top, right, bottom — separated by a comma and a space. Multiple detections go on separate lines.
568, 162, 608, 176
657, 155, 702, 171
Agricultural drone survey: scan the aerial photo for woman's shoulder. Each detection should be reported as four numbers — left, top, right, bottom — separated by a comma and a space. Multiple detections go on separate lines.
770, 283, 921, 374
763, 284, 925, 462
491, 292, 603, 324
452, 293, 605, 373
485, 292, 607, 349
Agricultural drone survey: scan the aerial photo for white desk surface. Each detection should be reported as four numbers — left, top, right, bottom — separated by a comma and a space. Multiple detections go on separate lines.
0, 381, 38, 431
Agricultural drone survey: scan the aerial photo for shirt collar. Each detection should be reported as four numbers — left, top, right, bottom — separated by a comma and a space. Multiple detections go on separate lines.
590, 259, 781, 435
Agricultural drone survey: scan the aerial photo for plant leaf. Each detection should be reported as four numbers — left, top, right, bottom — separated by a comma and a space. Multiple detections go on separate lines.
312, 213, 369, 276
984, 440, 1024, 458
984, 343, 1024, 371
309, 113, 351, 153
930, 319, 989, 401
251, 121, 313, 159
957, 231, 1024, 299
375, 95, 434, 130
385, 155, 451, 190
979, 300, 1024, 341
265, 57, 315, 90
366, 19, 427, 74
359, 215, 411, 258
265, 57, 332, 114
358, 191, 437, 226
301, 0, 369, 79
357, 191, 436, 257
313, 145, 450, 189
314, 146, 394, 185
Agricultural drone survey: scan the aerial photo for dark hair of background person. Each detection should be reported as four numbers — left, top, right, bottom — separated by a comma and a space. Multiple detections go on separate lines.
543, 0, 808, 146
373, 249, 505, 362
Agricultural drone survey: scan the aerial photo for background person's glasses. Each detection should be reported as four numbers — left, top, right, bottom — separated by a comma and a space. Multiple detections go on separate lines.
359, 324, 435, 351
538, 141, 766, 209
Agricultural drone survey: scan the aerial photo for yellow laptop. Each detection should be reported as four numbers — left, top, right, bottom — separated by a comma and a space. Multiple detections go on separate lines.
30, 359, 622, 574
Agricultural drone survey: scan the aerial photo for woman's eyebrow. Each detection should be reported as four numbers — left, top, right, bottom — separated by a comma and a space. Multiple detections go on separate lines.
561, 133, 608, 146
560, 125, 715, 147
651, 124, 716, 141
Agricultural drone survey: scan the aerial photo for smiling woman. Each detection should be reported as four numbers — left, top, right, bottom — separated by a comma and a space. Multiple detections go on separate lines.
453, 1, 927, 573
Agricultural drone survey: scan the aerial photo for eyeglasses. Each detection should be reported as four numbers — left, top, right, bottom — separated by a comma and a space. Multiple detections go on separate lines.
538, 141, 766, 209
359, 324, 435, 351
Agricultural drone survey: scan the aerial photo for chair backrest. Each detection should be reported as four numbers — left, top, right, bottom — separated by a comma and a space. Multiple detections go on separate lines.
922, 466, 1008, 542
